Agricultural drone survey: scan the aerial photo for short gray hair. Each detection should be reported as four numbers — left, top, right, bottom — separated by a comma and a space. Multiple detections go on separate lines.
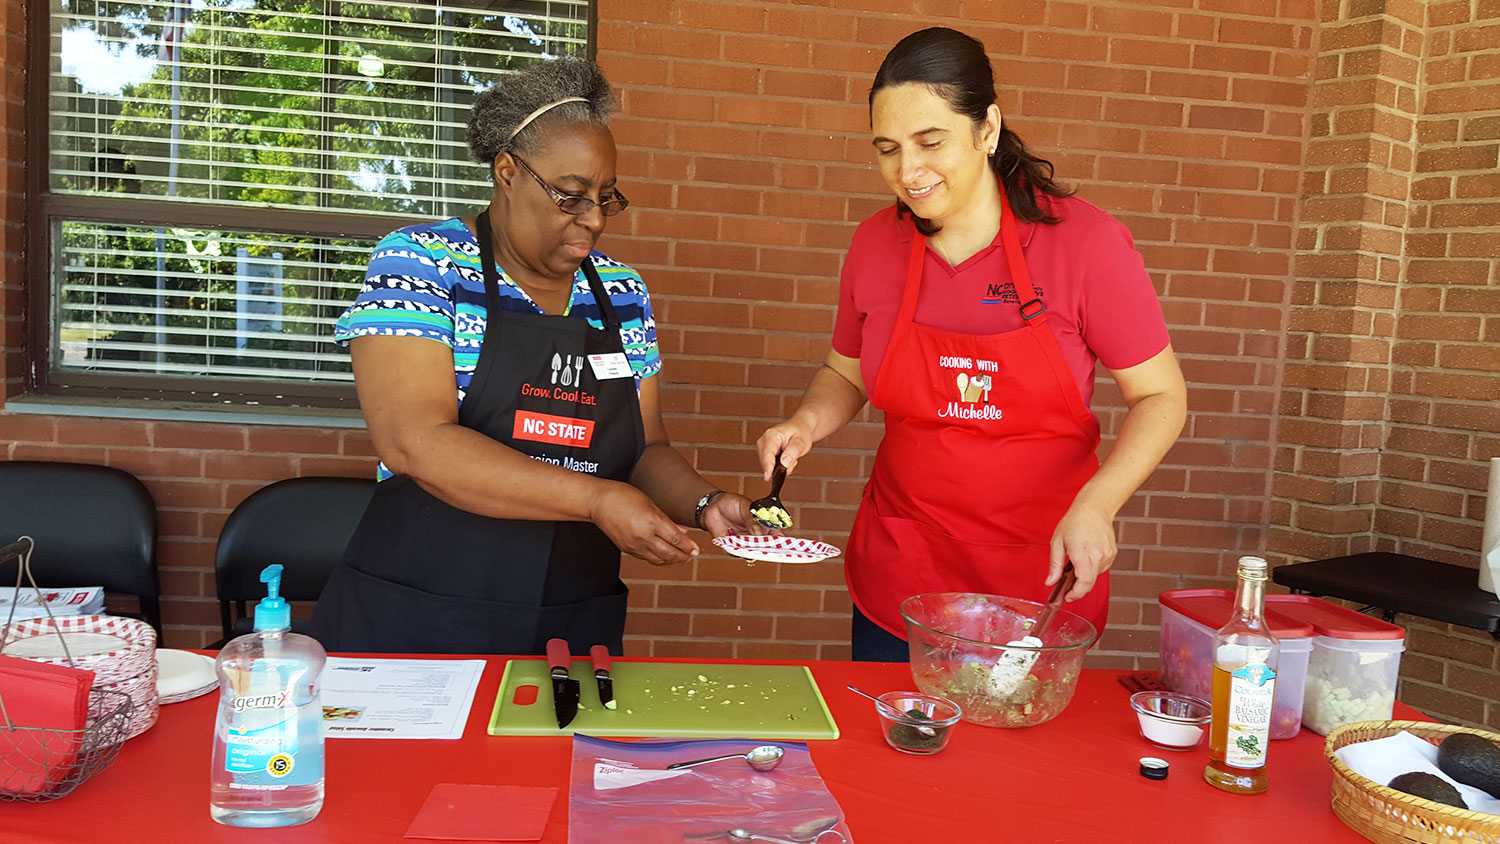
467, 58, 615, 168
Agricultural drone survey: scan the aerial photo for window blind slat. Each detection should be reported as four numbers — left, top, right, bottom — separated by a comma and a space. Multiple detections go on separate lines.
62, 299, 361, 323
57, 0, 588, 33
55, 356, 357, 380
62, 280, 365, 310
55, 17, 588, 64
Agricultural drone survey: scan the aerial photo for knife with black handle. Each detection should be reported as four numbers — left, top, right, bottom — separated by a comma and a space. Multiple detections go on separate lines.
546, 638, 580, 729
590, 645, 615, 711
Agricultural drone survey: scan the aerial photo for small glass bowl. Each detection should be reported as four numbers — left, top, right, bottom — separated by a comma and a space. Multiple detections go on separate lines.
1130, 691, 1212, 751
876, 691, 962, 755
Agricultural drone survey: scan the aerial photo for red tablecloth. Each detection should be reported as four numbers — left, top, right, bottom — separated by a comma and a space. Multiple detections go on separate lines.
2, 657, 1401, 843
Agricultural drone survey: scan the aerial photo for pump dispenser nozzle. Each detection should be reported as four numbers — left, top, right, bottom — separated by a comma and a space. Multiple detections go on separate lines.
254, 564, 291, 631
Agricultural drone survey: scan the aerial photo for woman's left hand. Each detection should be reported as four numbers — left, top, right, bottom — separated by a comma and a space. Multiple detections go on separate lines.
700, 492, 761, 538
1048, 500, 1118, 602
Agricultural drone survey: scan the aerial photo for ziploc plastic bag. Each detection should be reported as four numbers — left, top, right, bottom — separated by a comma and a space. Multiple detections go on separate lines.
568, 736, 853, 843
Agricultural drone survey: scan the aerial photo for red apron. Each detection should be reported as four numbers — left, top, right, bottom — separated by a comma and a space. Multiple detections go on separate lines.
846, 190, 1108, 640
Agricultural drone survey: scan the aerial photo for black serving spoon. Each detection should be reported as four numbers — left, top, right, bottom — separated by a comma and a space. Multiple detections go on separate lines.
749, 454, 793, 530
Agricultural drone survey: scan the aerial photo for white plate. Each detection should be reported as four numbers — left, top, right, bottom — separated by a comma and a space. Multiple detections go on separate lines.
156, 649, 217, 702
712, 534, 842, 564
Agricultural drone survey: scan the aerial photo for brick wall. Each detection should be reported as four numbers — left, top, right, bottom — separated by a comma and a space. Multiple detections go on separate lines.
595, 0, 1322, 662
1396, 0, 1500, 728
0, 0, 1495, 722
1271, 0, 1500, 726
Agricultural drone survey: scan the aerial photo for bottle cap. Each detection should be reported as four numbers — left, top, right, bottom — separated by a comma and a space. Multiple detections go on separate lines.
1139, 756, 1169, 780
1237, 555, 1270, 581
253, 564, 291, 631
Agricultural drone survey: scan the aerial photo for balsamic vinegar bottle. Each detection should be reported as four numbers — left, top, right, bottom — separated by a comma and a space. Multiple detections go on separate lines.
1204, 555, 1280, 795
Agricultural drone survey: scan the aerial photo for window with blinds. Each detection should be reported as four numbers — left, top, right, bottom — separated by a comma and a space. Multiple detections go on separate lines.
42, 0, 591, 399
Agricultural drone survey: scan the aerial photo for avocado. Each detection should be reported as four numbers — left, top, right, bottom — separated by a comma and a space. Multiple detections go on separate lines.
1437, 732, 1500, 798
1387, 772, 1467, 809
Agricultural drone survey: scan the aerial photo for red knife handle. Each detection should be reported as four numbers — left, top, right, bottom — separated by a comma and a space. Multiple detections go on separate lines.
546, 638, 571, 674
590, 645, 611, 675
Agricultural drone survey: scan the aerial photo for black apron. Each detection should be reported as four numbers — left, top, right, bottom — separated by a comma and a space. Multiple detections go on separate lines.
311, 211, 646, 655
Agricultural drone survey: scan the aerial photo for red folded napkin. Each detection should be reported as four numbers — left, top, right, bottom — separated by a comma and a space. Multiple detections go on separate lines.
404, 783, 558, 841
0, 654, 95, 795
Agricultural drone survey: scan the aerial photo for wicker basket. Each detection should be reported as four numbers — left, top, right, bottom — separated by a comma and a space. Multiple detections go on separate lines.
1325, 720, 1500, 844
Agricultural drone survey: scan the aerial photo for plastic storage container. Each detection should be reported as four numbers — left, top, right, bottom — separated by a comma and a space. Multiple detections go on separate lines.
1158, 589, 1314, 739
1265, 594, 1405, 736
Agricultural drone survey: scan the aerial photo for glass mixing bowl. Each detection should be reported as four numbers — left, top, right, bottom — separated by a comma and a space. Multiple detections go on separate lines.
901, 592, 1097, 728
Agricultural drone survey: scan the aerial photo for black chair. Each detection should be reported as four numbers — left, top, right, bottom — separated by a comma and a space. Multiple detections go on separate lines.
213, 476, 375, 646
0, 460, 161, 635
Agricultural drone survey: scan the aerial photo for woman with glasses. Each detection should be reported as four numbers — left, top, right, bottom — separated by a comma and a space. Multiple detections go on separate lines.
757, 28, 1187, 661
312, 58, 756, 655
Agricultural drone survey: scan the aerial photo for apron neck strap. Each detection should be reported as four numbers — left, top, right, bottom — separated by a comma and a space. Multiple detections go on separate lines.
475, 209, 505, 321
900, 182, 1048, 324
579, 258, 622, 330
474, 209, 621, 330
996, 182, 1045, 320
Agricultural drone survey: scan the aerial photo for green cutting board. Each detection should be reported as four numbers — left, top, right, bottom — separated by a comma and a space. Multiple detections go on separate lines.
487, 660, 839, 740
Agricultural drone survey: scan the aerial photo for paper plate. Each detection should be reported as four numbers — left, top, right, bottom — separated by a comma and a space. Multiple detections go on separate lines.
100, 668, 160, 741
156, 649, 217, 704
0, 614, 156, 685
712, 534, 842, 564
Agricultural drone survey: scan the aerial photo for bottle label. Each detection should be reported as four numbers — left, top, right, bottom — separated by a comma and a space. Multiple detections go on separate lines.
1225, 664, 1276, 769
223, 658, 322, 788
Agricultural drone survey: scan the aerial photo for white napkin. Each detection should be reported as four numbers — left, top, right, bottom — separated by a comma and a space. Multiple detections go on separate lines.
1334, 730, 1500, 815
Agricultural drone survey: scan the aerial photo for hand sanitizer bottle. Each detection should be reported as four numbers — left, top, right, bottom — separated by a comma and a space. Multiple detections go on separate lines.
210, 564, 326, 827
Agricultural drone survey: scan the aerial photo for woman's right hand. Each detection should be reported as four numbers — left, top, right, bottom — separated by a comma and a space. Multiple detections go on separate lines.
756, 419, 814, 481
588, 481, 699, 567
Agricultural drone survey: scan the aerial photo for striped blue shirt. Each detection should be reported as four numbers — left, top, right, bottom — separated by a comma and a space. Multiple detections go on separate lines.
335, 217, 661, 479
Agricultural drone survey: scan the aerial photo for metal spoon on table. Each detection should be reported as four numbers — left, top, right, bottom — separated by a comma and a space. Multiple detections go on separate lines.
666, 744, 785, 772
684, 816, 846, 843
750, 453, 793, 530
722, 826, 845, 843
846, 686, 936, 737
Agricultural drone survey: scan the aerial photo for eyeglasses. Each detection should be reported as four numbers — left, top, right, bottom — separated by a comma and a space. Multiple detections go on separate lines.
510, 153, 629, 217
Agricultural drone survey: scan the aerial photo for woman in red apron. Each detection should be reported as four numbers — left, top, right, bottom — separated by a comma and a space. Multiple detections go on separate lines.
759, 28, 1188, 661
313, 59, 755, 656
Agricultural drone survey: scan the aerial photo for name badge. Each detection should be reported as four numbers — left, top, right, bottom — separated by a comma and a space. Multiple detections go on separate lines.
588, 353, 633, 380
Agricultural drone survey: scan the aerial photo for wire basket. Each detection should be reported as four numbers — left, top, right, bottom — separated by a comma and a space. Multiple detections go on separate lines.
1325, 720, 1500, 844
0, 536, 136, 801
1, 687, 133, 801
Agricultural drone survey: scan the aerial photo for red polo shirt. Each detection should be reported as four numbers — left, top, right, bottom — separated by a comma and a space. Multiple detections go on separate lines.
833, 194, 1170, 409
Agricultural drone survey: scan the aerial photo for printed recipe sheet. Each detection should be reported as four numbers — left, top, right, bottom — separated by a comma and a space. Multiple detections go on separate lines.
321, 657, 486, 740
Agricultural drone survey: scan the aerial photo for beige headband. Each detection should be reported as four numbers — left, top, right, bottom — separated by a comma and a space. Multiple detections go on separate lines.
507, 97, 589, 141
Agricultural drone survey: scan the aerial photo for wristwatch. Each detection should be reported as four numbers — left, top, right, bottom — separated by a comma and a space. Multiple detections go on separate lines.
693, 490, 726, 530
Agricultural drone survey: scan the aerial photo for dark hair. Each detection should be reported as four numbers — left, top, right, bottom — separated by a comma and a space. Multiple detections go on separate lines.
467, 58, 615, 171
870, 27, 1072, 234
